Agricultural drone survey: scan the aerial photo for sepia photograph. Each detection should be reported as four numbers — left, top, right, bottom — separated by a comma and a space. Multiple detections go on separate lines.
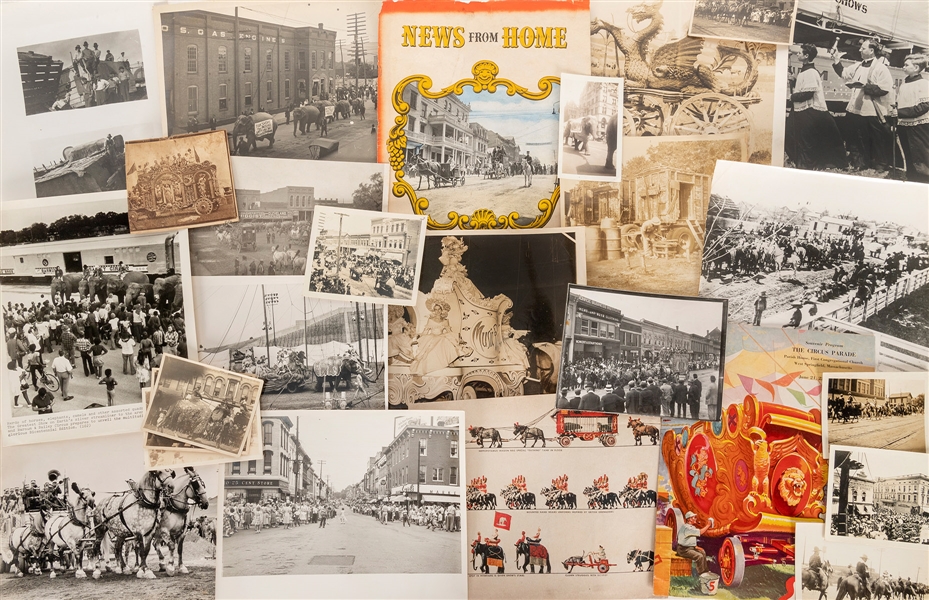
304, 206, 425, 306
558, 74, 622, 182
785, 0, 929, 183
188, 158, 385, 277
155, 2, 380, 164
825, 444, 929, 548
17, 28, 147, 116
192, 280, 385, 410
142, 354, 262, 456
822, 372, 927, 455
556, 284, 726, 421
689, 0, 797, 46
126, 130, 239, 233
388, 229, 586, 407
700, 161, 929, 370
0, 433, 219, 594
795, 522, 929, 600
569, 134, 748, 296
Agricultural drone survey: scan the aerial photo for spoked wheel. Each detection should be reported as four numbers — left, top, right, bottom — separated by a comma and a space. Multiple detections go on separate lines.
623, 103, 665, 136
600, 434, 617, 447
669, 93, 752, 136
718, 536, 745, 587
42, 374, 60, 392
194, 199, 214, 216
558, 435, 572, 447
597, 562, 610, 573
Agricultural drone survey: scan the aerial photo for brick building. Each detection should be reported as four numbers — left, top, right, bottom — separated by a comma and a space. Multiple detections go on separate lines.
371, 417, 461, 505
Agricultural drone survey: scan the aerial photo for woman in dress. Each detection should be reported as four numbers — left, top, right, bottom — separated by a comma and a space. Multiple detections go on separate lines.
409, 299, 460, 377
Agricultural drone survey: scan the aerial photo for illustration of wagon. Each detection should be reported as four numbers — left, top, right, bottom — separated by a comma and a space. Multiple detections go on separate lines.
562, 555, 616, 573
660, 394, 826, 587
550, 410, 620, 447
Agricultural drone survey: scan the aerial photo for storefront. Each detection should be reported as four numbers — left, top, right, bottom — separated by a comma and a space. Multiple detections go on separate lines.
225, 477, 292, 503
568, 300, 624, 360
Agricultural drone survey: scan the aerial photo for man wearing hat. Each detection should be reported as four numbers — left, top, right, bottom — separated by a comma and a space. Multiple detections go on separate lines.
647, 378, 662, 416
626, 380, 641, 414
600, 384, 624, 413
687, 374, 703, 419
753, 291, 767, 326
672, 376, 688, 418
856, 554, 871, 597
566, 389, 581, 410
808, 546, 825, 588
676, 511, 714, 581
556, 387, 573, 409
580, 385, 601, 411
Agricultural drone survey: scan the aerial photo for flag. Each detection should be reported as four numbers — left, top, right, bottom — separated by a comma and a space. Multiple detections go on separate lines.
493, 511, 512, 531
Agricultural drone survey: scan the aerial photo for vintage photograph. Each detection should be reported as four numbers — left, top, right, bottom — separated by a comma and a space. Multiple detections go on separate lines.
188, 158, 385, 277
569, 134, 748, 296
795, 522, 929, 600
304, 206, 425, 306
126, 130, 239, 233
823, 372, 927, 454
0, 433, 218, 594
393, 80, 560, 225
142, 354, 262, 456
2, 202, 195, 417
388, 229, 585, 406
17, 28, 147, 116
690, 0, 797, 45
217, 411, 466, 596
826, 444, 929, 547
590, 0, 780, 161
556, 285, 726, 421
558, 74, 622, 182
700, 161, 929, 367
785, 0, 929, 183
192, 280, 385, 410
155, 2, 379, 163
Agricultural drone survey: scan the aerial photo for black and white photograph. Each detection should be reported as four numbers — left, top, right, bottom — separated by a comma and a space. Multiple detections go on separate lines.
388, 229, 586, 407
825, 444, 929, 548
568, 134, 747, 297
192, 279, 385, 410
392, 80, 560, 226
558, 74, 622, 182
0, 433, 219, 596
700, 161, 929, 370
216, 411, 467, 599
154, 2, 380, 163
17, 28, 147, 116
823, 372, 927, 454
689, 0, 797, 45
188, 158, 386, 277
142, 354, 262, 456
786, 0, 929, 183
304, 206, 425, 306
590, 0, 781, 162
795, 522, 929, 600
556, 284, 726, 421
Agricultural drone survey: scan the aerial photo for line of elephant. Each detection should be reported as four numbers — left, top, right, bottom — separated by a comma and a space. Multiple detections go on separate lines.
230, 98, 369, 155
51, 272, 182, 311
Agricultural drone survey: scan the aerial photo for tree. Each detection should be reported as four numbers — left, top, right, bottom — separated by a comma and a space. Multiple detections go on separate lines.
623, 139, 745, 180
352, 172, 384, 212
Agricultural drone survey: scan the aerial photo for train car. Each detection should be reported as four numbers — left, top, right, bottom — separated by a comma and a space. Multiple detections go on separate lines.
0, 232, 180, 282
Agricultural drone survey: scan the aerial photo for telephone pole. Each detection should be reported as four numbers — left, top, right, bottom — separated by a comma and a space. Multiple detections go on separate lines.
346, 12, 365, 89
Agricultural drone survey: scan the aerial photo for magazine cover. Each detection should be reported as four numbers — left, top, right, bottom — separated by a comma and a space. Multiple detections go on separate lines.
378, 0, 591, 229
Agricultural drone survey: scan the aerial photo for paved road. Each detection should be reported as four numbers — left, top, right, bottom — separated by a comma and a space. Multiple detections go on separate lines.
561, 139, 615, 178
828, 412, 926, 453
312, 260, 413, 302
189, 229, 308, 277
222, 511, 460, 576
415, 174, 557, 223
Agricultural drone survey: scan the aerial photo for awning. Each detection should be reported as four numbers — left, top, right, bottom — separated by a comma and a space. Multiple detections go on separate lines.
406, 141, 422, 150
420, 494, 460, 504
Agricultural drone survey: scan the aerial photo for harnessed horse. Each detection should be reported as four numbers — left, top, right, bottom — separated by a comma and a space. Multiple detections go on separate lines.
152, 467, 210, 575
43, 484, 97, 579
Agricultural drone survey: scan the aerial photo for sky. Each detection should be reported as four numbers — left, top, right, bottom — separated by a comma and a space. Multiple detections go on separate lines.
20, 28, 143, 64
883, 377, 926, 397
710, 161, 929, 234
31, 121, 160, 171
831, 445, 929, 480
590, 0, 693, 44
573, 286, 725, 336
457, 86, 560, 163
232, 157, 384, 198
2, 196, 128, 230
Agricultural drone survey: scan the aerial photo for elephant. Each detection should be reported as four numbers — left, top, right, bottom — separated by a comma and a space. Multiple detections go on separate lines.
350, 98, 366, 120
86, 275, 107, 304
471, 541, 505, 574
50, 273, 87, 303
153, 274, 182, 310
125, 283, 154, 306
335, 100, 351, 120
605, 112, 618, 170
292, 105, 326, 137
105, 272, 149, 302
516, 542, 551, 574
310, 355, 362, 392
231, 112, 277, 156
316, 100, 335, 123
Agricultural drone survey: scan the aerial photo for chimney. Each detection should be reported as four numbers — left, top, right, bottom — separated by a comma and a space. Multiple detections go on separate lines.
319, 23, 324, 30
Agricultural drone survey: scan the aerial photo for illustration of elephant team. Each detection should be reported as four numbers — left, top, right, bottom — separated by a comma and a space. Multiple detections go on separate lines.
467, 473, 655, 511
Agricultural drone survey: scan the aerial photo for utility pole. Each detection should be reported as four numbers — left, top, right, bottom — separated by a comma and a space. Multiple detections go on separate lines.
303, 297, 309, 365
346, 12, 365, 89
318, 459, 326, 501
265, 291, 279, 345
337, 39, 345, 89
355, 302, 364, 360
333, 212, 349, 284
261, 284, 271, 365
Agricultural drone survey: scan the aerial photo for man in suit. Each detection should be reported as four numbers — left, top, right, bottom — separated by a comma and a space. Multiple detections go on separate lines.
580, 386, 601, 411
687, 374, 703, 419
600, 384, 624, 413
625, 381, 640, 414
647, 378, 662, 416
672, 376, 688, 418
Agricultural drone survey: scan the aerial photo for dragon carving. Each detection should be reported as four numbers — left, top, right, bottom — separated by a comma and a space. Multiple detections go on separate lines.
591, 0, 759, 96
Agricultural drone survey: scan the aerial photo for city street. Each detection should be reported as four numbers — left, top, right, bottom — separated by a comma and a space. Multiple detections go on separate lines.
416, 174, 557, 223
561, 138, 613, 178
258, 378, 385, 411
314, 260, 413, 302
222, 511, 460, 576
189, 228, 309, 277
828, 412, 926, 453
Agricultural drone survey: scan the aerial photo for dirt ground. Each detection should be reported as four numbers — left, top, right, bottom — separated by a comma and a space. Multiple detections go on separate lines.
589, 254, 701, 296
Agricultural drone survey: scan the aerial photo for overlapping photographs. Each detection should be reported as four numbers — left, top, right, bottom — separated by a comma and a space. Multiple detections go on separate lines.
388, 229, 586, 407
557, 73, 622, 182
303, 206, 426, 306
142, 354, 262, 456
825, 444, 929, 548
125, 130, 239, 233
188, 158, 386, 278
699, 161, 929, 370
689, 0, 798, 45
822, 372, 928, 455
556, 285, 727, 421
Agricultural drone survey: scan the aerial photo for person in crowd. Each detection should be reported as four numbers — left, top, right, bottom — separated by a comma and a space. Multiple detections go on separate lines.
895, 53, 929, 183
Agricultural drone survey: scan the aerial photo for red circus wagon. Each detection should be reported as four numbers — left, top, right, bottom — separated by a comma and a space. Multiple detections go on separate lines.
550, 410, 620, 447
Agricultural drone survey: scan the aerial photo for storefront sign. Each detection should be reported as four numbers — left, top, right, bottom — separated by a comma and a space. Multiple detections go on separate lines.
241, 210, 292, 219
577, 305, 621, 321
226, 479, 282, 487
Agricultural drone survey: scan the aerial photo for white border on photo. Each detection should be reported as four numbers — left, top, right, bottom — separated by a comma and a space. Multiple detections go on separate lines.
687, 0, 799, 46
821, 371, 929, 456
824, 444, 929, 549
557, 73, 622, 183
215, 409, 468, 599
303, 206, 426, 307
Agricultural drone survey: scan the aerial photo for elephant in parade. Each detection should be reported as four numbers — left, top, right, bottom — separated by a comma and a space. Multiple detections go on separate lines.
310, 354, 362, 392
350, 98, 366, 119
106, 271, 150, 302
516, 541, 551, 574
472, 541, 506, 574
153, 274, 182, 310
50, 273, 87, 303
86, 274, 108, 304
125, 282, 154, 306
605, 112, 618, 170
335, 100, 351, 120
293, 105, 327, 137
231, 112, 278, 156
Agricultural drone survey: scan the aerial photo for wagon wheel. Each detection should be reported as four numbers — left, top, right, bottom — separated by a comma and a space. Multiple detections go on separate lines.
308, 145, 321, 160
597, 561, 610, 573
558, 435, 572, 447
194, 199, 214, 216
623, 104, 665, 137
665, 507, 685, 552
718, 536, 746, 587
669, 93, 752, 137
459, 174, 466, 186
600, 434, 617, 447
620, 224, 642, 251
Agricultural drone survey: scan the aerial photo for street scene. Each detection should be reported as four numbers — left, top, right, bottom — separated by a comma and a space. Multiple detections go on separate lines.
221, 412, 463, 576
690, 0, 795, 45
559, 74, 620, 181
